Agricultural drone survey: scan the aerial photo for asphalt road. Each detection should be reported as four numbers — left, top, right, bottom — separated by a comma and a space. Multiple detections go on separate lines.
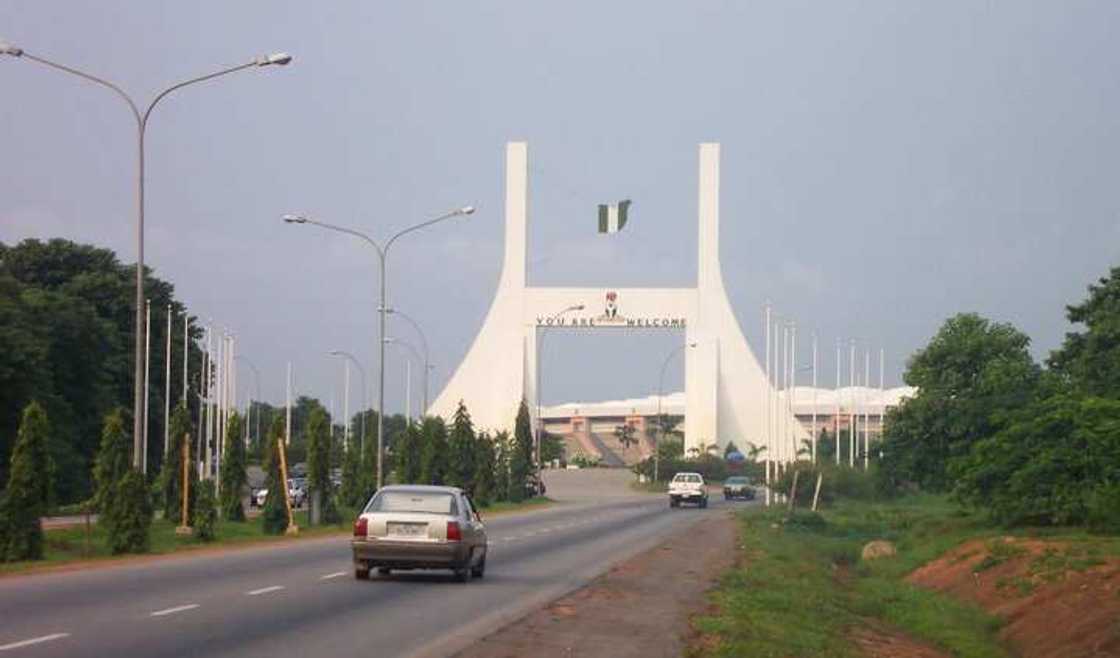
0, 471, 752, 657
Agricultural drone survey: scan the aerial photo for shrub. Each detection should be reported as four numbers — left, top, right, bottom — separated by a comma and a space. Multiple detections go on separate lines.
261, 418, 289, 536
107, 468, 152, 554
768, 462, 887, 508
195, 480, 218, 542
1085, 482, 1120, 533
219, 412, 247, 522
0, 402, 53, 561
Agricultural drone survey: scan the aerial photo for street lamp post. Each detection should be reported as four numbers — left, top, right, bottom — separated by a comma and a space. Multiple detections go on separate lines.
535, 305, 584, 467
329, 351, 368, 453
3, 41, 292, 467
283, 206, 475, 490
384, 308, 431, 414
656, 342, 697, 483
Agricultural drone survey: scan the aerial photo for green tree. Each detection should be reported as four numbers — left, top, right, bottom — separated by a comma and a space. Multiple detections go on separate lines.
339, 441, 363, 510
419, 416, 449, 485
359, 433, 378, 504
261, 417, 289, 535
395, 423, 423, 484
194, 479, 218, 542
159, 403, 195, 523
219, 412, 247, 522
1049, 266, 1120, 398
306, 407, 339, 524
93, 409, 130, 514
0, 402, 53, 561
106, 468, 152, 554
492, 431, 512, 502
954, 393, 1120, 528
94, 409, 153, 553
472, 431, 496, 507
539, 430, 564, 464
879, 313, 1039, 491
509, 400, 534, 502
447, 402, 477, 492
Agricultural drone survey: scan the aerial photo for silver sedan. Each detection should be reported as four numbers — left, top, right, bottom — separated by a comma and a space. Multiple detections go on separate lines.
351, 485, 488, 582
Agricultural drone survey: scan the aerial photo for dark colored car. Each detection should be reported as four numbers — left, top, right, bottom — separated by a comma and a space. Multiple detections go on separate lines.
723, 476, 755, 500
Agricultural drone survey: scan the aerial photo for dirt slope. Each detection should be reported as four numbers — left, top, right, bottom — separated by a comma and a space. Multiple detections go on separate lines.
908, 537, 1120, 658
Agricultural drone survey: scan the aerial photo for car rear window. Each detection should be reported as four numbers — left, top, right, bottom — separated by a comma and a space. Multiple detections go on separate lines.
673, 474, 701, 483
365, 491, 459, 515
726, 477, 748, 484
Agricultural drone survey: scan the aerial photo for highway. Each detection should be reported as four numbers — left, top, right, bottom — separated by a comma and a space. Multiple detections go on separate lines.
0, 471, 744, 657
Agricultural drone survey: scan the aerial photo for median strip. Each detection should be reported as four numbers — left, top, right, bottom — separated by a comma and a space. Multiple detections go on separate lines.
246, 585, 285, 596
150, 604, 199, 617
0, 633, 70, 651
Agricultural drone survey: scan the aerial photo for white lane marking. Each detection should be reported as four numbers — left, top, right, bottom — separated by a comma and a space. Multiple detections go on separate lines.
319, 572, 346, 580
150, 604, 199, 617
0, 633, 70, 651
246, 585, 285, 596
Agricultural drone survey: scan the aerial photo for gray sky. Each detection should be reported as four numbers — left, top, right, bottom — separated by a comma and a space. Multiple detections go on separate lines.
3, 2, 1118, 411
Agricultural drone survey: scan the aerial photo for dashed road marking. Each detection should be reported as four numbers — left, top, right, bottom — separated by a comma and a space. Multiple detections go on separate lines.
150, 604, 199, 617
319, 572, 346, 580
0, 633, 70, 651
246, 585, 285, 596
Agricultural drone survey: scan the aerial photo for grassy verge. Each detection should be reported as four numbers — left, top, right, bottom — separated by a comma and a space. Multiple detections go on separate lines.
5, 496, 555, 576
691, 495, 1012, 658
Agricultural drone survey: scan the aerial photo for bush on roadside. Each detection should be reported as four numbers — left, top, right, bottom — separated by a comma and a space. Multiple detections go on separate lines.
195, 480, 218, 542
768, 462, 890, 508
106, 468, 152, 554
0, 402, 53, 561
261, 417, 289, 536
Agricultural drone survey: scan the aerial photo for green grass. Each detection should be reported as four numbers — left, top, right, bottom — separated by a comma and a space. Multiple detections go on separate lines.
4, 497, 554, 575
691, 496, 1013, 658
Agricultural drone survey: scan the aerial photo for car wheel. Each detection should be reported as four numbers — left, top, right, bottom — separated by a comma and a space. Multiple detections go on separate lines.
355, 564, 370, 580
471, 555, 486, 579
377, 567, 391, 576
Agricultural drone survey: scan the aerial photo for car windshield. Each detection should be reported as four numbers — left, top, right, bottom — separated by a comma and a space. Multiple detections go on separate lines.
365, 490, 459, 516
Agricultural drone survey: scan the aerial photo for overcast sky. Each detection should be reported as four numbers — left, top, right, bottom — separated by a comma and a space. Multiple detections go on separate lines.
2, 2, 1118, 412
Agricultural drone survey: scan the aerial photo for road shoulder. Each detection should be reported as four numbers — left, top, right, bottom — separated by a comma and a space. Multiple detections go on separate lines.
454, 509, 738, 658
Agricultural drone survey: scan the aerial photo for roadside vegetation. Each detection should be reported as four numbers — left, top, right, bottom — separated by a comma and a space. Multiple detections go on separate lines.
0, 239, 558, 569
695, 265, 1120, 657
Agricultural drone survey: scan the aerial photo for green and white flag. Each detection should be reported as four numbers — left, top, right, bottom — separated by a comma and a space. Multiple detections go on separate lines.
597, 199, 631, 234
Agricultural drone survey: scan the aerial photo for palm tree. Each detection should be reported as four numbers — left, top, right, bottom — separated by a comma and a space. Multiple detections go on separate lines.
614, 424, 638, 451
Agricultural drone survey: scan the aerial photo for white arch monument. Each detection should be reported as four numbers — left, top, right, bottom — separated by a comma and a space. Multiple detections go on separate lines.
430, 142, 804, 457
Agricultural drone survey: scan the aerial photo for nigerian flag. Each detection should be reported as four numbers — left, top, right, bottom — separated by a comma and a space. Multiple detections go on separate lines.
597, 199, 631, 234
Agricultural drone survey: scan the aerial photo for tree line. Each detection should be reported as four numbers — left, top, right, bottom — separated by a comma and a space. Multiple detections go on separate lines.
879, 266, 1120, 530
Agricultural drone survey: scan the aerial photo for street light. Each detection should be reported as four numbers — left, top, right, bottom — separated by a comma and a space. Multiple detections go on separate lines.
282, 205, 475, 490
328, 350, 368, 453
656, 342, 697, 483
384, 308, 431, 414
5, 40, 292, 468
536, 304, 585, 467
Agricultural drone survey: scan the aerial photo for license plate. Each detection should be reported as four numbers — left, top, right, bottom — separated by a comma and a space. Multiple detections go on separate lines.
388, 522, 426, 537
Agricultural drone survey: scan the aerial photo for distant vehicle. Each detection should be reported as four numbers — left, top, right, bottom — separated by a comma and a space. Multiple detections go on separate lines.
351, 485, 487, 582
253, 488, 269, 508
668, 472, 708, 508
723, 476, 755, 500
